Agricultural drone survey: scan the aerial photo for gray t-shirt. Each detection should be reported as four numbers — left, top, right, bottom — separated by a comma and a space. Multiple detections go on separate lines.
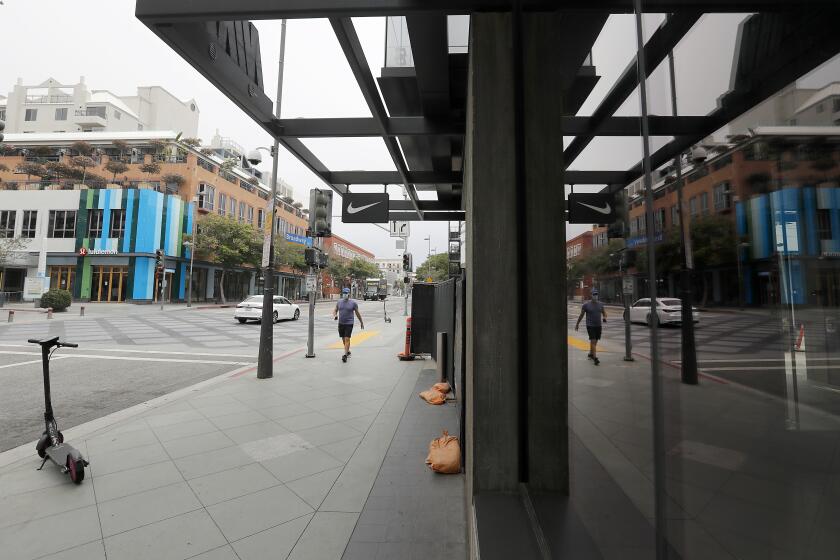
581, 300, 604, 327
336, 299, 358, 325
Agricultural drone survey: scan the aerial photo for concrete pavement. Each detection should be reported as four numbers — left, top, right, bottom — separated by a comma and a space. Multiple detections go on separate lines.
0, 309, 465, 560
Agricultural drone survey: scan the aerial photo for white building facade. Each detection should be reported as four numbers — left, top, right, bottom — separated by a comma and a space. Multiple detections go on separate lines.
0, 77, 199, 136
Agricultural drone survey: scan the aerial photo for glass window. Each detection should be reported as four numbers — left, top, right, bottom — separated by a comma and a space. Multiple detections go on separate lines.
48, 210, 76, 238
247, 206, 254, 225
218, 193, 227, 216
0, 210, 15, 237
714, 182, 730, 210
257, 208, 265, 229
110, 209, 126, 238
114, 110, 121, 120
198, 184, 215, 211
239, 202, 246, 223
834, 98, 840, 113
24, 108, 37, 121
229, 196, 236, 219
700, 192, 709, 215
86, 106, 106, 118
21, 210, 37, 238
0, 108, 5, 121
817, 209, 832, 241
87, 209, 103, 238
689, 196, 698, 216
55, 107, 68, 121
670, 205, 679, 226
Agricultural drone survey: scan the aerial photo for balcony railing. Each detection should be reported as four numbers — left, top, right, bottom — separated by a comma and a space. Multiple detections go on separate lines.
25, 94, 72, 104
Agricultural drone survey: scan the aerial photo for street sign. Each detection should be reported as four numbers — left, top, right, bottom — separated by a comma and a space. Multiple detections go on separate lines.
341, 193, 389, 223
623, 276, 634, 295
306, 274, 317, 293
390, 221, 410, 238
568, 193, 617, 224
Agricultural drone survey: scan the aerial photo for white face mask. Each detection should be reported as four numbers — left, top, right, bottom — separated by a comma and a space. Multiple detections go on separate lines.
592, 295, 599, 301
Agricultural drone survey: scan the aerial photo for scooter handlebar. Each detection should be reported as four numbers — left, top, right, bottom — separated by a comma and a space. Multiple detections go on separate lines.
60, 342, 79, 348
28, 339, 40, 344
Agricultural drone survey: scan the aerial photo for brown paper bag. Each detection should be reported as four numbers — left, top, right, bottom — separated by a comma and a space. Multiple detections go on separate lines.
419, 389, 446, 405
426, 430, 461, 474
432, 382, 451, 394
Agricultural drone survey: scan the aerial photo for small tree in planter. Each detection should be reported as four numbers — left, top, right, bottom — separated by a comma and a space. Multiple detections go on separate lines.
105, 160, 130, 184
162, 172, 186, 193
112, 139, 129, 159
40, 289, 72, 311
139, 162, 162, 187
17, 162, 46, 182
71, 155, 96, 185
181, 137, 202, 148
0, 163, 9, 173
70, 140, 94, 156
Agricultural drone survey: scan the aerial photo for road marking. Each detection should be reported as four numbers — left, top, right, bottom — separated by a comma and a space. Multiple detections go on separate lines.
0, 350, 250, 366
699, 365, 840, 372
0, 356, 68, 370
0, 344, 257, 359
328, 330, 381, 349
672, 357, 840, 364
567, 335, 610, 352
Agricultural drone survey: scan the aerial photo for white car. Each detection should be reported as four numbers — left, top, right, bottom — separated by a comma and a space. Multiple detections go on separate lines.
627, 298, 699, 326
234, 295, 300, 324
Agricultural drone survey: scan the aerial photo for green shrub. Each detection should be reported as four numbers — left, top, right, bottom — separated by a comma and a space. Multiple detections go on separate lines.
40, 289, 72, 311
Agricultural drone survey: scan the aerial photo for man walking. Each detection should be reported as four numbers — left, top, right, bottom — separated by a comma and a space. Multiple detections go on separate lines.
575, 288, 607, 365
334, 287, 364, 363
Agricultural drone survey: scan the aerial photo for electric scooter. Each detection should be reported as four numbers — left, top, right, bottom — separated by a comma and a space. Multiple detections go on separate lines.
29, 337, 89, 484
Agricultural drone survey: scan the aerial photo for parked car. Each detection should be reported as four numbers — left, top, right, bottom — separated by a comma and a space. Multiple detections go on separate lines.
626, 298, 699, 326
234, 295, 300, 324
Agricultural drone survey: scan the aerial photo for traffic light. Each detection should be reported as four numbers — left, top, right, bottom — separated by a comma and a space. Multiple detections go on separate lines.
304, 247, 318, 266
154, 249, 164, 273
308, 188, 333, 237
402, 253, 413, 272
318, 251, 329, 269
607, 189, 628, 238
0, 119, 5, 143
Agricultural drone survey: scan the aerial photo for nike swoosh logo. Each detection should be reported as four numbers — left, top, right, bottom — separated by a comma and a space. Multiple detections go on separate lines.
577, 201, 612, 215
347, 201, 382, 214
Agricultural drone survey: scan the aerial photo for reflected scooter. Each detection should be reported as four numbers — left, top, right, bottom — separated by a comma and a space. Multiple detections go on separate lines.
29, 337, 89, 484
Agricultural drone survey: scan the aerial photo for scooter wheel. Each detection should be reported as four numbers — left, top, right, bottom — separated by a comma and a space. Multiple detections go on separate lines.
36, 434, 50, 458
67, 456, 85, 484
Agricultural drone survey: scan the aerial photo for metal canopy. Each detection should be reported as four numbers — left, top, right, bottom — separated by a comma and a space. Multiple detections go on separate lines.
136, 0, 840, 221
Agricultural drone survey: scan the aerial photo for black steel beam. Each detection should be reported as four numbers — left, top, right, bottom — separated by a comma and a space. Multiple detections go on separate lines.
330, 17, 423, 219
562, 116, 709, 136
563, 12, 701, 167
389, 211, 464, 221
137, 0, 839, 22
390, 200, 461, 211
271, 117, 463, 138
564, 170, 629, 185
616, 8, 840, 192
326, 170, 461, 185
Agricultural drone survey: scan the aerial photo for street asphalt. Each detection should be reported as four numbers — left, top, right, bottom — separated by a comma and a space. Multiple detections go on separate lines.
0, 298, 404, 452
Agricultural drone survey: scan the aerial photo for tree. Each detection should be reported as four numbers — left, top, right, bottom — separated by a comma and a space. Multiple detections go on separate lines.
346, 257, 380, 280
45, 161, 73, 182
149, 139, 167, 154
0, 144, 16, 156
17, 162, 46, 181
181, 137, 202, 148
416, 253, 449, 282
220, 158, 237, 173
162, 173, 186, 189
0, 236, 25, 266
139, 162, 161, 185
690, 215, 736, 306
112, 139, 129, 156
105, 160, 129, 183
33, 146, 53, 158
191, 214, 261, 303
70, 140, 93, 156
70, 155, 96, 185
276, 242, 307, 272
0, 163, 9, 173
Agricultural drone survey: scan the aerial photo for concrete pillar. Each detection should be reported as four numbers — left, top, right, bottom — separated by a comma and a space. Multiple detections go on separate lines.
464, 11, 569, 498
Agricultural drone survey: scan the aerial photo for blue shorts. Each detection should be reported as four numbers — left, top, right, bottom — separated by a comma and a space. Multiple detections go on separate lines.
338, 323, 354, 338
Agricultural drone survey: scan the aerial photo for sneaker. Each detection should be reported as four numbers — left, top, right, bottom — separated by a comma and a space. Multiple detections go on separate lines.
593, 357, 600, 366
587, 353, 593, 360
347, 351, 352, 357
342, 354, 347, 363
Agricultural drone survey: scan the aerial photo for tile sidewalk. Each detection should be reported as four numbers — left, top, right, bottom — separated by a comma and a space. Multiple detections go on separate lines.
0, 316, 461, 560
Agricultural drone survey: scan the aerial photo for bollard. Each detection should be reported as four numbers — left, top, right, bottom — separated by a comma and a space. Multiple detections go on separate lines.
398, 317, 415, 361
47, 308, 53, 320
7, 310, 14, 323
80, 305, 85, 317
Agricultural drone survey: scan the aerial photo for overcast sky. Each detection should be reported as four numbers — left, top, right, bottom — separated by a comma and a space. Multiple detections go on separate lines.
2, 3, 835, 254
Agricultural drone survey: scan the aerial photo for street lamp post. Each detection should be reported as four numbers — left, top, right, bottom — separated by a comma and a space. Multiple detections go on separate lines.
424, 236, 431, 260
184, 196, 198, 308
667, 45, 704, 385
256, 18, 288, 380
